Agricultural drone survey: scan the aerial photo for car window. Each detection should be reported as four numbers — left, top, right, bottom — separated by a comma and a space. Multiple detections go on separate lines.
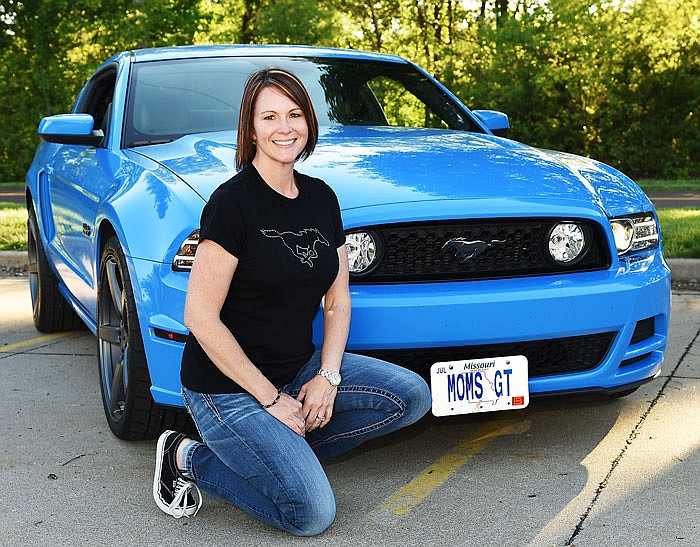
123, 57, 481, 148
75, 68, 116, 146
126, 59, 246, 146
366, 76, 448, 129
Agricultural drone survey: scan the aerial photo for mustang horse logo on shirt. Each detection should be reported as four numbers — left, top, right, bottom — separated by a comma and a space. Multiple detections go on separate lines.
261, 228, 330, 267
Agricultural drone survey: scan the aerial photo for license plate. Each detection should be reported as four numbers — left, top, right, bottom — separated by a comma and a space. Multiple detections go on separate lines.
430, 355, 529, 416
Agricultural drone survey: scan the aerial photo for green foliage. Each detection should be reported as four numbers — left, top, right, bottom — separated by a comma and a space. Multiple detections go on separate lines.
249, 0, 341, 45
2, 0, 699, 181
455, 0, 700, 180
0, 0, 208, 181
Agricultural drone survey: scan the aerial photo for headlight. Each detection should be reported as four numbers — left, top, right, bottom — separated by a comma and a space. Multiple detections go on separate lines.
172, 229, 200, 271
609, 214, 658, 255
547, 222, 586, 263
345, 231, 378, 274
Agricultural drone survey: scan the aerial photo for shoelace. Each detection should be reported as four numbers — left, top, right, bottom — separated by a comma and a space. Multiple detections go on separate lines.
169, 477, 203, 519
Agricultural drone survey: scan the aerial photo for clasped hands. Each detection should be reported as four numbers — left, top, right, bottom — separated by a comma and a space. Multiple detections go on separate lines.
264, 375, 337, 436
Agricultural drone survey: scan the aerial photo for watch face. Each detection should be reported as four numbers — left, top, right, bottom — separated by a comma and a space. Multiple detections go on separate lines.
319, 369, 341, 385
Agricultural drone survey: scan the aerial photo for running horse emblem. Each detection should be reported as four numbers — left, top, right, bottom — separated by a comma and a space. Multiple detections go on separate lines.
261, 228, 330, 267
442, 238, 506, 264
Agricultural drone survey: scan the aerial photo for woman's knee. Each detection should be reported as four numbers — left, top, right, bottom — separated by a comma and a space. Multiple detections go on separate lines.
283, 495, 336, 536
399, 370, 432, 425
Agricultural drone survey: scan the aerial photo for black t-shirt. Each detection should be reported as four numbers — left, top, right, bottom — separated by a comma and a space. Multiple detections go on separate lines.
180, 164, 345, 394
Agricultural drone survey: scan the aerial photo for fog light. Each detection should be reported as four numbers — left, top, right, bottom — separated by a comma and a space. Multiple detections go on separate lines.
548, 222, 585, 263
345, 232, 377, 274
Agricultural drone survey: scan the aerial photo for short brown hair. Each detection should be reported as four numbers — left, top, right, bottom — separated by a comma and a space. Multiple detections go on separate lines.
236, 68, 319, 171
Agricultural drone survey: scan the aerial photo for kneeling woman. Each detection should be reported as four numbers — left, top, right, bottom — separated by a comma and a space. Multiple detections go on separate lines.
152, 68, 432, 536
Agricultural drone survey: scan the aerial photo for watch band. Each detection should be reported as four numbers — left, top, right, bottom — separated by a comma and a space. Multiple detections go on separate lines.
317, 368, 341, 386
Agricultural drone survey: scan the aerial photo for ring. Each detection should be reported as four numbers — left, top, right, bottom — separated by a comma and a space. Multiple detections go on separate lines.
316, 415, 326, 421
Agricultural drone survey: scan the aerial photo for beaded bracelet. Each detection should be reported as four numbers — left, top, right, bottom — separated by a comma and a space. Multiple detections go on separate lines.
261, 388, 282, 409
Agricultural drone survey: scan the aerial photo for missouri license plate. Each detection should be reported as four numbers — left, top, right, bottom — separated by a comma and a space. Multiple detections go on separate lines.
430, 355, 529, 416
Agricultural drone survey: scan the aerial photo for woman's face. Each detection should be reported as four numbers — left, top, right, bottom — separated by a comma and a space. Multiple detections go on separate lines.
252, 86, 309, 170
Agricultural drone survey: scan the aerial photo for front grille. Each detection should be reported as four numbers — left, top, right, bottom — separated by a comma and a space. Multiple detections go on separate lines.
349, 218, 610, 283
352, 332, 616, 378
630, 317, 655, 345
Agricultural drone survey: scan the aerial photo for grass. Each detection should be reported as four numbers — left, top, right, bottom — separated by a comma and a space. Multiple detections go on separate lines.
638, 179, 700, 193
1, 200, 698, 258
0, 202, 27, 251
657, 208, 700, 258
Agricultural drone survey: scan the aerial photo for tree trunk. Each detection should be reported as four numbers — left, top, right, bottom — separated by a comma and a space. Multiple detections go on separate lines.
241, 0, 262, 44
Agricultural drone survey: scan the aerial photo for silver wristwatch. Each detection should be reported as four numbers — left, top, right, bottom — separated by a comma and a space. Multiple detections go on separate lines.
317, 368, 341, 386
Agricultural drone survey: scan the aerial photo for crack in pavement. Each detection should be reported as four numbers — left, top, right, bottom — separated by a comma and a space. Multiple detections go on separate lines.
565, 324, 700, 545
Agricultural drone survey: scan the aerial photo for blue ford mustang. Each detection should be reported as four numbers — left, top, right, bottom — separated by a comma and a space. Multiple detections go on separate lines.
26, 45, 670, 439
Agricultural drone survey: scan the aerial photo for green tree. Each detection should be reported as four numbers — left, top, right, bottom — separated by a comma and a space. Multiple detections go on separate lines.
249, 0, 341, 45
0, 0, 207, 181
594, 0, 700, 177
3, 0, 698, 181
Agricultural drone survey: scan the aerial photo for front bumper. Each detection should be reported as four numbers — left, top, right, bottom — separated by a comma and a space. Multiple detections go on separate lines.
133, 250, 670, 407
329, 252, 670, 396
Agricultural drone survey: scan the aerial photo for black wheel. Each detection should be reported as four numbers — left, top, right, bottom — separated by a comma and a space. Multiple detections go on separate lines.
27, 209, 84, 333
97, 235, 191, 440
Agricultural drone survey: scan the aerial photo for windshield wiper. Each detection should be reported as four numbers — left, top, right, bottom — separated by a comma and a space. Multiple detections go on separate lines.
128, 138, 178, 147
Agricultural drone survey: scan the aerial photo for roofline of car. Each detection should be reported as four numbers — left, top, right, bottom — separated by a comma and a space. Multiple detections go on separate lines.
107, 44, 410, 66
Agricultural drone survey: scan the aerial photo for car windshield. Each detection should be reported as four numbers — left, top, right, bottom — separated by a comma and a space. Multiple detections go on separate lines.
123, 56, 481, 147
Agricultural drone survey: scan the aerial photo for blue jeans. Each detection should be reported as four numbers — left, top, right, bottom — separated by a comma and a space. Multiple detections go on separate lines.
181, 351, 431, 536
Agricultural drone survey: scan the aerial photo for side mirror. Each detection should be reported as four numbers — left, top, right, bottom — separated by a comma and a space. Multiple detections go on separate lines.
473, 110, 510, 137
38, 114, 104, 146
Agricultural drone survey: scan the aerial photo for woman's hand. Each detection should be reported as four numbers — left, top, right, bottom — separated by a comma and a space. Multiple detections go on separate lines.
264, 392, 307, 437
297, 375, 338, 433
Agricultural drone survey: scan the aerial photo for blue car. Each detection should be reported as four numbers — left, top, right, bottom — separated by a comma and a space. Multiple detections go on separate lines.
26, 45, 670, 439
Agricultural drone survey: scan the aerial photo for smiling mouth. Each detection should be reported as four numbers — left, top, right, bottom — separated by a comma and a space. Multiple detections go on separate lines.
274, 138, 297, 146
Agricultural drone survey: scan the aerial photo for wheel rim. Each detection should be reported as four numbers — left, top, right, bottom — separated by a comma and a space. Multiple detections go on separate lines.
98, 255, 129, 424
27, 220, 39, 315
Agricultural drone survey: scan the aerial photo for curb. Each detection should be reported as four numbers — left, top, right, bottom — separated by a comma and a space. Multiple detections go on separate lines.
1, 251, 27, 269
665, 258, 700, 284
1, 250, 698, 285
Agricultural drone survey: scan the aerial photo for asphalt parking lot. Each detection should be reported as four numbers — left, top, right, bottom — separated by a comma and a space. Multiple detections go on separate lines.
1, 277, 699, 546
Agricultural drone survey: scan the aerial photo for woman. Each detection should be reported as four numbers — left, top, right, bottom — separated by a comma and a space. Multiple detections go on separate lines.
152, 68, 432, 536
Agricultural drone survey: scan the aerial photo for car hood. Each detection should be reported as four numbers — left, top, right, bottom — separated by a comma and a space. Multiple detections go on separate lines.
134, 126, 651, 218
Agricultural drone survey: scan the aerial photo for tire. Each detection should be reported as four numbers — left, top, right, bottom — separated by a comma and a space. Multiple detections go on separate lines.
97, 235, 191, 440
27, 209, 84, 333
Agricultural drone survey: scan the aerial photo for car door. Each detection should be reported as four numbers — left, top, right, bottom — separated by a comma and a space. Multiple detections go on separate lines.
44, 67, 118, 318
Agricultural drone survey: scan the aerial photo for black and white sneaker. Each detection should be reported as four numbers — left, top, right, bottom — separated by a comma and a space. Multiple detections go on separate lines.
153, 430, 202, 518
